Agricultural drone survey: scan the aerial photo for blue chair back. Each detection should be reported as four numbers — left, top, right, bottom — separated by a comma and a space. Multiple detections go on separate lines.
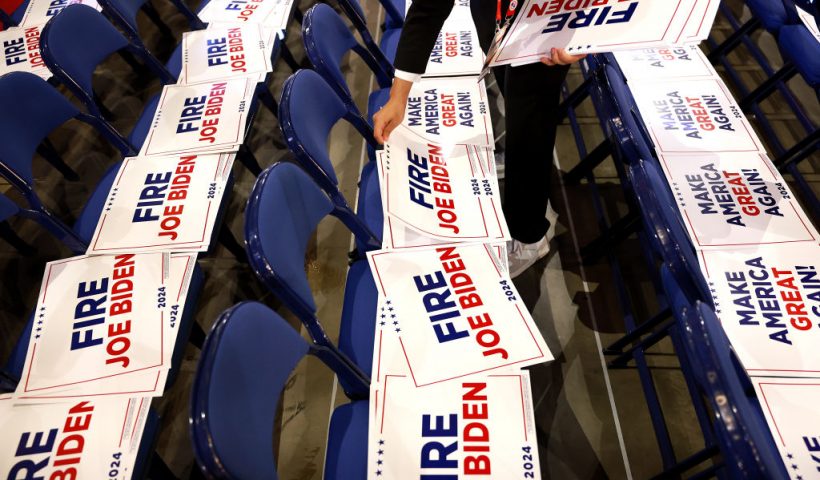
679, 302, 789, 479
303, 3, 392, 111
628, 158, 711, 303
190, 301, 369, 477
41, 4, 174, 120
190, 302, 303, 479
244, 162, 372, 396
0, 312, 34, 392
278, 70, 380, 249
602, 64, 656, 165
0, 190, 19, 223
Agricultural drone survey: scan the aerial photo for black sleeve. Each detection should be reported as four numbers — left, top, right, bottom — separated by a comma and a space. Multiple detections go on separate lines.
393, 0, 456, 74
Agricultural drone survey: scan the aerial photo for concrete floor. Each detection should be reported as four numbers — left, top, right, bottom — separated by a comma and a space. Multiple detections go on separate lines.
0, 0, 818, 479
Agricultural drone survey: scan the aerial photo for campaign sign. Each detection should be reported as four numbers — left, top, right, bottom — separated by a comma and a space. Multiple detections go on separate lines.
631, 77, 765, 154
612, 44, 716, 82
0, 25, 50, 80
367, 372, 540, 480
20, 0, 100, 26
797, 6, 820, 44
16, 254, 171, 398
754, 378, 820, 478
487, 0, 711, 67
181, 25, 272, 85
700, 244, 820, 377
418, 0, 485, 78
88, 154, 232, 254
198, 0, 293, 31
659, 152, 818, 249
141, 78, 253, 156
682, 0, 720, 41
404, 77, 494, 147
0, 397, 149, 479
367, 244, 552, 387
380, 126, 509, 246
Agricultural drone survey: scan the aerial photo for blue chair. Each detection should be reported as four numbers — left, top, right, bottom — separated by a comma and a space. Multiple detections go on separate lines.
0, 72, 134, 252
675, 301, 789, 479
40, 5, 173, 149
244, 162, 377, 398
0, 192, 34, 255
98, 0, 204, 44
279, 69, 382, 252
302, 3, 393, 121
190, 301, 368, 479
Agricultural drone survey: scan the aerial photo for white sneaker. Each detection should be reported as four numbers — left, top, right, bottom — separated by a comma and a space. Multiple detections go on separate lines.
507, 236, 550, 278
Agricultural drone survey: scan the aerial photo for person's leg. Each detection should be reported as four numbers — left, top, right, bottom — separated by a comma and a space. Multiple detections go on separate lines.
501, 62, 570, 243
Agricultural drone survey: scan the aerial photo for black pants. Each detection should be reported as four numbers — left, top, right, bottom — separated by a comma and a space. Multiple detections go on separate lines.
473, 1, 570, 243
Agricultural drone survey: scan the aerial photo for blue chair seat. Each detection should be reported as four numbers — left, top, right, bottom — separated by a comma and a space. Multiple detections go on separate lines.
746, 0, 789, 33
166, 43, 183, 78
72, 160, 122, 243
779, 24, 820, 87
379, 28, 401, 63
383, 0, 405, 29
367, 88, 389, 126
128, 93, 161, 150
338, 260, 378, 376
324, 400, 369, 480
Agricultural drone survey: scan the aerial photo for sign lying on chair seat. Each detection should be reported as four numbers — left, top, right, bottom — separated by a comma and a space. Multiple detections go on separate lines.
659, 152, 818, 250
88, 154, 233, 255
141, 78, 255, 157
199, 0, 294, 35
180, 24, 275, 85
754, 378, 820, 478
367, 243, 552, 387
485, 0, 720, 68
367, 372, 541, 480
700, 244, 820, 378
379, 126, 508, 248
0, 396, 149, 480
0, 25, 51, 80
402, 77, 494, 147
612, 44, 717, 82
14, 253, 197, 402
629, 77, 766, 154
19, 0, 100, 26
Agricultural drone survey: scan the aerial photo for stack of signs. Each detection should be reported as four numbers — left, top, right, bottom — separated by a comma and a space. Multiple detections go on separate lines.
404, 0, 485, 77
365, 244, 550, 479
198, 0, 294, 37
13, 253, 197, 402
19, 0, 100, 26
179, 24, 276, 85
87, 154, 234, 254
486, 0, 720, 68
377, 126, 507, 249
401, 76, 494, 147
0, 25, 50, 79
0, 396, 149, 479
139, 77, 255, 156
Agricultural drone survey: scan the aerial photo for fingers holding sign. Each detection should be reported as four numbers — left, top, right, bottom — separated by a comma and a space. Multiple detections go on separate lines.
373, 99, 406, 144
540, 48, 587, 66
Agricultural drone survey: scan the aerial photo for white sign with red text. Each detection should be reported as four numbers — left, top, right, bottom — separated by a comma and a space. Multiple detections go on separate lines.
612, 44, 717, 82
15, 254, 173, 401
367, 244, 552, 387
630, 77, 766, 154
487, 0, 717, 67
0, 397, 150, 480
379, 126, 509, 247
367, 372, 541, 480
141, 78, 254, 156
180, 25, 273, 85
88, 154, 233, 254
199, 0, 293, 34
20, 0, 100, 26
0, 25, 50, 79
700, 244, 820, 378
754, 378, 820, 479
659, 152, 818, 250
403, 77, 494, 147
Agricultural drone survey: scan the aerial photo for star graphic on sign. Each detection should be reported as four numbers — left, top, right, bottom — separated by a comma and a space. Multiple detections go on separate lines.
35, 335, 40, 339
388, 307, 394, 312
788, 454, 794, 459
380, 321, 386, 326
379, 440, 385, 445
797, 476, 803, 480
378, 450, 384, 456
376, 470, 382, 476
381, 314, 386, 319
377, 459, 383, 465
792, 464, 799, 470
395, 328, 401, 333
36, 327, 41, 332
390, 314, 396, 319
40, 307, 45, 311
386, 300, 392, 305
393, 321, 398, 326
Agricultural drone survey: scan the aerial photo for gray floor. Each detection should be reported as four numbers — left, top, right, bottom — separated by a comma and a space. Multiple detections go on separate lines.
0, 1, 818, 479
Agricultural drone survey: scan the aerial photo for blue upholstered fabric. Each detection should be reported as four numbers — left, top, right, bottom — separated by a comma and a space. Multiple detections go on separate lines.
324, 400, 369, 480
338, 260, 378, 376
779, 24, 820, 87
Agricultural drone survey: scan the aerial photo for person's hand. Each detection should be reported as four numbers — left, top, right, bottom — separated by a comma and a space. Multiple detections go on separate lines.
540, 48, 587, 66
373, 77, 414, 144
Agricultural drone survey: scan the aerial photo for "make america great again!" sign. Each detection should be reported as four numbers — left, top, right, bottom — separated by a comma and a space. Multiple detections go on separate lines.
659, 152, 818, 249
700, 244, 820, 377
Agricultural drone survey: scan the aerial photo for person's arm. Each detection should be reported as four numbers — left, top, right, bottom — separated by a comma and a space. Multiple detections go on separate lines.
374, 0, 453, 144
